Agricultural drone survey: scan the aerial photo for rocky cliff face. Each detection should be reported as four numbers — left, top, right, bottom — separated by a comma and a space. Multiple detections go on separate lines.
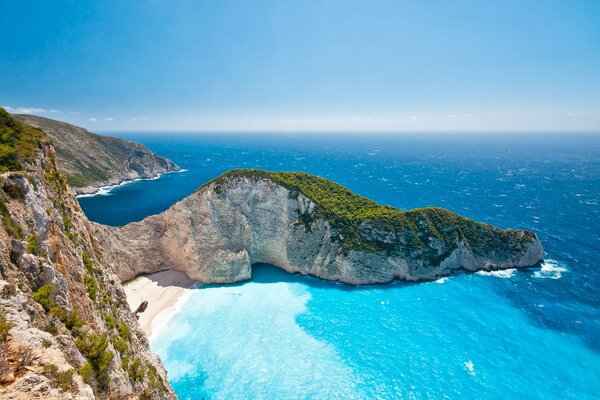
95, 170, 544, 285
0, 109, 175, 399
13, 114, 179, 195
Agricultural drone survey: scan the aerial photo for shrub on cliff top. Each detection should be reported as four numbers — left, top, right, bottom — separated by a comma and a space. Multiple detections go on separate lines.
200, 169, 536, 253
0, 107, 44, 172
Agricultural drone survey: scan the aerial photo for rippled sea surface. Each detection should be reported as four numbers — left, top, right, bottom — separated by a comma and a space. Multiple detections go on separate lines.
79, 133, 600, 399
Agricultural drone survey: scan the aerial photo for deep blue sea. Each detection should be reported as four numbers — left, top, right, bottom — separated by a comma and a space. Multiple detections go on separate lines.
79, 133, 600, 400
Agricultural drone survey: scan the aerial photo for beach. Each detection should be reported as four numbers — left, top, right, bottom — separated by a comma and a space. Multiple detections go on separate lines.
123, 270, 196, 338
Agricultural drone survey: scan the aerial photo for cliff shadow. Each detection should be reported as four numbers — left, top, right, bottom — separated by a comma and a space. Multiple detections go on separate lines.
198, 263, 419, 293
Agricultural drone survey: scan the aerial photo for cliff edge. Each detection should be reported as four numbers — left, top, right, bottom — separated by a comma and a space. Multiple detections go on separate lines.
13, 114, 179, 195
0, 108, 175, 399
95, 169, 544, 285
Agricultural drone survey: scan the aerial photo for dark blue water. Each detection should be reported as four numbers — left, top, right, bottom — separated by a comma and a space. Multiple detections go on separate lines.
80, 133, 600, 399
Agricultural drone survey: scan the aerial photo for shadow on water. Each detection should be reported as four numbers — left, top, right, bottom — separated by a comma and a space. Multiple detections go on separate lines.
197, 263, 420, 293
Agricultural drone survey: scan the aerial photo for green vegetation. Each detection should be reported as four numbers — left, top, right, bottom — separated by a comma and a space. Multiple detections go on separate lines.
82, 252, 95, 273
2, 177, 27, 200
32, 284, 56, 311
43, 364, 76, 392
0, 107, 45, 173
0, 308, 12, 341
0, 197, 22, 238
128, 357, 145, 381
75, 333, 114, 387
26, 234, 45, 256
147, 363, 166, 391
201, 169, 536, 254
42, 321, 58, 336
84, 275, 98, 301
79, 362, 94, 383
0, 283, 16, 298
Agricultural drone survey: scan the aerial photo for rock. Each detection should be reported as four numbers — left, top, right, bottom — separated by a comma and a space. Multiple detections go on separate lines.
0, 372, 15, 384
0, 110, 176, 399
12, 114, 180, 195
95, 169, 544, 285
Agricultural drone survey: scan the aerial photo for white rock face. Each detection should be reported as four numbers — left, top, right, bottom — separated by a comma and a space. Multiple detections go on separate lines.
95, 175, 544, 285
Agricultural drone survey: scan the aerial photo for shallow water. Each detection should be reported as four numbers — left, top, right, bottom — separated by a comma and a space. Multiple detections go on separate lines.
79, 133, 600, 399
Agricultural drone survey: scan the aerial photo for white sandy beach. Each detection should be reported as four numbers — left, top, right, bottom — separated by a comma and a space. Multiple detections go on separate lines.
123, 270, 196, 338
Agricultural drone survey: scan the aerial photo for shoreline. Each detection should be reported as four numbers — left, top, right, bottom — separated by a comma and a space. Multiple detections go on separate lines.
123, 270, 196, 338
76, 169, 188, 198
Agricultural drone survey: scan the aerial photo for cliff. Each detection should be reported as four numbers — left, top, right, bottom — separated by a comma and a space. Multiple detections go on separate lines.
95, 169, 544, 285
0, 108, 176, 399
13, 114, 179, 195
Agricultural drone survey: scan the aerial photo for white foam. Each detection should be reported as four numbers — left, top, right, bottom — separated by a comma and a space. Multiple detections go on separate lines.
532, 259, 567, 280
464, 360, 476, 376
434, 277, 449, 284
149, 286, 194, 343
76, 169, 187, 198
475, 269, 516, 278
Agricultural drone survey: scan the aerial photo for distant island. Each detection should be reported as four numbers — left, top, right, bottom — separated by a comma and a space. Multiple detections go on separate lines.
0, 109, 543, 399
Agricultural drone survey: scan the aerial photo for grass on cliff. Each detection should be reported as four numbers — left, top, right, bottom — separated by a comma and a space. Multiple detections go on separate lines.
200, 169, 536, 253
0, 107, 45, 173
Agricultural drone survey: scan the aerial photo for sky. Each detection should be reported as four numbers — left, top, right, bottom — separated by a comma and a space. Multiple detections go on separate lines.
1, 0, 599, 132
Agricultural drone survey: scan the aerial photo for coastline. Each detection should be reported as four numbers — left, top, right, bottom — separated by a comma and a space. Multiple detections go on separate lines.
123, 270, 196, 338
76, 169, 188, 198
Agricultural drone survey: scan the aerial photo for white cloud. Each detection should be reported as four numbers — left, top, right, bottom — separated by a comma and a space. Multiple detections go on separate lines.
130, 116, 149, 121
3, 106, 49, 114
50, 109, 59, 113
88, 118, 98, 122
105, 117, 114, 121
465, 113, 473, 118
410, 115, 417, 120
447, 114, 457, 118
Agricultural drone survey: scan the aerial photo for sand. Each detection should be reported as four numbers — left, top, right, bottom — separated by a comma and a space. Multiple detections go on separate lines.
123, 270, 196, 338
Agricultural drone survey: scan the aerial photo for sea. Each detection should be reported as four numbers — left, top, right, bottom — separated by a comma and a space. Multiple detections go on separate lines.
78, 133, 600, 400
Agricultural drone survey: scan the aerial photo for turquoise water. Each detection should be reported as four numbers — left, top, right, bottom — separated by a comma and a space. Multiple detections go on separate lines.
79, 133, 600, 399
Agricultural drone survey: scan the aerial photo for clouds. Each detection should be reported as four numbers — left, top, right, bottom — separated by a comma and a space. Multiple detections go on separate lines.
2, 105, 58, 114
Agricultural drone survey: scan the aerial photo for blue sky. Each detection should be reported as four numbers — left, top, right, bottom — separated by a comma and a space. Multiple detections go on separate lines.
1, 0, 599, 132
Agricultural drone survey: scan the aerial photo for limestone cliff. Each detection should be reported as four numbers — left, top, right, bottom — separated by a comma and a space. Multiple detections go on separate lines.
13, 114, 179, 195
95, 169, 544, 285
0, 108, 175, 399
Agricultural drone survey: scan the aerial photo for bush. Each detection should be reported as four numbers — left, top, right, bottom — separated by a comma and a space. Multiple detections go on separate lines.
0, 108, 45, 173
0, 198, 22, 238
82, 252, 94, 273
43, 364, 75, 391
147, 363, 166, 391
84, 275, 97, 301
0, 309, 12, 341
26, 234, 44, 256
0, 283, 16, 298
42, 322, 58, 336
32, 284, 55, 311
128, 357, 145, 381
79, 362, 93, 383
64, 310, 84, 330
75, 333, 114, 387
113, 336, 128, 353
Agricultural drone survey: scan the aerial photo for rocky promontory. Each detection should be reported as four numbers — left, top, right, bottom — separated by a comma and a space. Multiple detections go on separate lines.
13, 114, 180, 195
95, 169, 544, 285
